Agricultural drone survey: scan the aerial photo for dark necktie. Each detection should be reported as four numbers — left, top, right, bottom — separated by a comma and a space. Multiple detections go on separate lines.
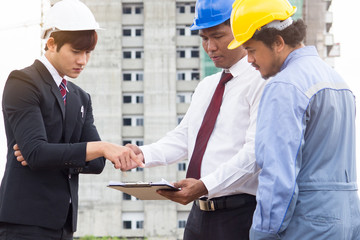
59, 79, 67, 105
186, 71, 233, 179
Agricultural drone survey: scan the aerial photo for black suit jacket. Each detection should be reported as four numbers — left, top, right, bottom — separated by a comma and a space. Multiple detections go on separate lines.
0, 60, 105, 231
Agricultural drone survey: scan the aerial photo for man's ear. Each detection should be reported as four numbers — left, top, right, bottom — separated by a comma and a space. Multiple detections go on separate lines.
273, 35, 285, 53
46, 37, 57, 52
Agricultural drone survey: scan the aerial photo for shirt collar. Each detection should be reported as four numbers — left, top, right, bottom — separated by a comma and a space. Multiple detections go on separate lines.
38, 55, 67, 90
281, 46, 318, 71
223, 55, 249, 78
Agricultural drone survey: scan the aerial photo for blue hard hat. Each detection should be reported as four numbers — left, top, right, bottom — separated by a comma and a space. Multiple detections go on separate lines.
190, 0, 235, 30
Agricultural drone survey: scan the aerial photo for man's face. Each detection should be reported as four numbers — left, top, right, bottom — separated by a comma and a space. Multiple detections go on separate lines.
50, 42, 91, 78
200, 23, 246, 69
243, 39, 282, 79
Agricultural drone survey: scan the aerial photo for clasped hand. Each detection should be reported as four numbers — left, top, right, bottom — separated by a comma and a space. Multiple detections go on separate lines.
13, 143, 144, 171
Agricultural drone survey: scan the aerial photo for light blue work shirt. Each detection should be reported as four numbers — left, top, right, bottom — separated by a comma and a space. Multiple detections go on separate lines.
251, 46, 360, 239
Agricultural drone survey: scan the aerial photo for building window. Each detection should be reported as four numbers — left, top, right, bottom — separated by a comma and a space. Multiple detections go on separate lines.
136, 221, 144, 229
123, 116, 144, 127
123, 118, 132, 126
123, 51, 131, 59
177, 28, 185, 36
135, 6, 143, 14
123, 29, 131, 36
191, 72, 199, 80
122, 212, 144, 230
123, 27, 144, 37
123, 49, 144, 59
177, 50, 185, 58
177, 92, 193, 103
176, 3, 195, 14
178, 6, 185, 13
135, 29, 143, 36
123, 71, 144, 82
123, 3, 143, 16
123, 96, 132, 103
177, 95, 185, 103
136, 73, 143, 81
178, 163, 186, 171
123, 139, 144, 146
177, 73, 185, 81
177, 69, 200, 81
177, 47, 199, 58
136, 118, 144, 126
178, 220, 186, 228
191, 29, 199, 35
135, 51, 143, 59
177, 115, 184, 124
123, 94, 144, 104
123, 7, 132, 14
191, 50, 199, 58
123, 221, 132, 229
123, 193, 132, 200
136, 96, 143, 103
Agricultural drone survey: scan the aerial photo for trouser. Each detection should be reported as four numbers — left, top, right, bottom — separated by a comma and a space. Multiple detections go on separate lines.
184, 193, 256, 240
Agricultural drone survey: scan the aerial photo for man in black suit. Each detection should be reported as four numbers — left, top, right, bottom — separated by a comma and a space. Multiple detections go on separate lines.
0, 0, 142, 239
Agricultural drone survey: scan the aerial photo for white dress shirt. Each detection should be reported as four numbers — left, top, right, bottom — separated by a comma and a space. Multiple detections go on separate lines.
38, 55, 68, 91
140, 56, 266, 198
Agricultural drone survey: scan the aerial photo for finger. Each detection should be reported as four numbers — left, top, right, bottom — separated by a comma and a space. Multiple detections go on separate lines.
21, 161, 28, 166
16, 156, 25, 162
130, 150, 144, 167
112, 158, 121, 169
13, 144, 19, 151
119, 154, 128, 171
14, 150, 20, 157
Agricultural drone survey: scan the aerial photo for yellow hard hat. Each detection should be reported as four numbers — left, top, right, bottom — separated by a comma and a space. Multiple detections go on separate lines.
228, 0, 296, 49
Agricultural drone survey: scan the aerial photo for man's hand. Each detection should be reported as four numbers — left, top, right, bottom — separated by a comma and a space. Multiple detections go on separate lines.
157, 178, 208, 205
125, 144, 144, 163
13, 144, 27, 166
86, 142, 144, 171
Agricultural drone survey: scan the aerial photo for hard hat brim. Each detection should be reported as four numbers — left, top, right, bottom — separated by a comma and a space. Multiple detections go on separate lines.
228, 38, 243, 50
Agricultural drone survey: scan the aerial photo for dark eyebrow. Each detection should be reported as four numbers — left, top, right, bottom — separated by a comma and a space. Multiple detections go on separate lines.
199, 31, 226, 38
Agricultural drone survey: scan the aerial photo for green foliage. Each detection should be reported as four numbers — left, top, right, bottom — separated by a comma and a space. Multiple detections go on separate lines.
76, 236, 146, 240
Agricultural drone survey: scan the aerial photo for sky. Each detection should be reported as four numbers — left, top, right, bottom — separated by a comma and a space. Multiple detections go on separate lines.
0, 0, 359, 187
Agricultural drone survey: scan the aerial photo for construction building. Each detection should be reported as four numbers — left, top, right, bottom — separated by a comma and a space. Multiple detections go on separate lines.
49, 0, 336, 239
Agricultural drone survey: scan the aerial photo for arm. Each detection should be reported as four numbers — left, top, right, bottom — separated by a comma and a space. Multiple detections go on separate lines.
250, 82, 308, 239
75, 95, 105, 174
5, 70, 142, 171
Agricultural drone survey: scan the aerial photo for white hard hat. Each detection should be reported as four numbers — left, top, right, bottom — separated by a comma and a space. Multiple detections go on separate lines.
41, 0, 100, 39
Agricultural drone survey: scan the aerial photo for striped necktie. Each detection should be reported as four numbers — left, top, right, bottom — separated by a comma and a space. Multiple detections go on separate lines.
59, 79, 67, 105
186, 71, 233, 179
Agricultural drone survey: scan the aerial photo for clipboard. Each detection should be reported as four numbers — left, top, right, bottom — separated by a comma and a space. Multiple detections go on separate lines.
107, 179, 180, 200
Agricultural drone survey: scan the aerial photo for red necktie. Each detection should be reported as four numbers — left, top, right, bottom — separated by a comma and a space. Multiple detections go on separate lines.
186, 71, 233, 179
59, 79, 67, 105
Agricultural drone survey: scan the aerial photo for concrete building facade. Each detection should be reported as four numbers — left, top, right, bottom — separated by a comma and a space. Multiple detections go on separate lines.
67, 0, 336, 239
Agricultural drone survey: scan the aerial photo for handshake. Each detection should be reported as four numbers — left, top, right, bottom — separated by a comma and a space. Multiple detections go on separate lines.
13, 142, 145, 171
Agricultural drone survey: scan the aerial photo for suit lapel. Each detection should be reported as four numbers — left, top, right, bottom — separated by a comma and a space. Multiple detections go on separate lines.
34, 60, 66, 120
64, 83, 81, 142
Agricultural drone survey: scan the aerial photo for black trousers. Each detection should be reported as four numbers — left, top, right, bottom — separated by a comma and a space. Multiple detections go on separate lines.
184, 194, 256, 240
0, 205, 73, 240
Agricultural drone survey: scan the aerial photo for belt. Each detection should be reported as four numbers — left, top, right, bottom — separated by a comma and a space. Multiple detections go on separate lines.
194, 193, 255, 211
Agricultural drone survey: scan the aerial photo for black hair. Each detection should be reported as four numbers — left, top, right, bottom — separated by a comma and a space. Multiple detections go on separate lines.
44, 30, 98, 52
252, 19, 307, 48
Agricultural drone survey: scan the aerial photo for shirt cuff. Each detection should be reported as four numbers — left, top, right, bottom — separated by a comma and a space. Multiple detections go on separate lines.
250, 227, 280, 240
